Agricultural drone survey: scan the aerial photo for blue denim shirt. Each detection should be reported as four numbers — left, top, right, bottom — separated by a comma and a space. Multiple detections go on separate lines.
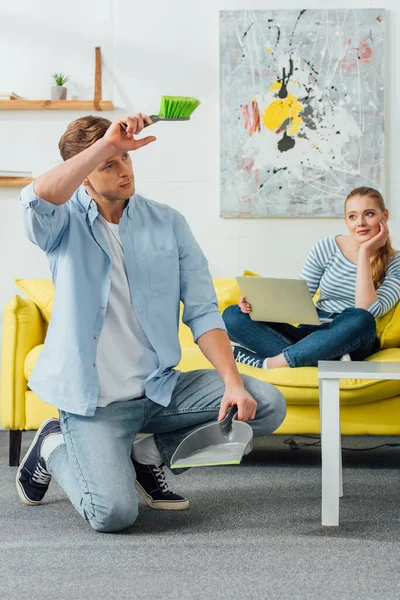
20, 182, 225, 417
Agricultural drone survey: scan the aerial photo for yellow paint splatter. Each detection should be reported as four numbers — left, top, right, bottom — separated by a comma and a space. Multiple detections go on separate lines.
262, 93, 304, 135
266, 47, 272, 53
269, 81, 282, 92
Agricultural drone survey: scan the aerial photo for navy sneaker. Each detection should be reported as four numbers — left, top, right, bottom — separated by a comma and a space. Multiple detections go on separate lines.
16, 418, 61, 506
231, 343, 265, 368
132, 458, 189, 510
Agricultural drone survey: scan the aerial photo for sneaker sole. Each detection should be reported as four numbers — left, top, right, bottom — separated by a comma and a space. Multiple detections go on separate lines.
135, 482, 189, 510
16, 418, 57, 506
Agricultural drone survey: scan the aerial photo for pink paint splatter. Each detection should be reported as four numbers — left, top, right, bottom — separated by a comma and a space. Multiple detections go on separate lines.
232, 50, 240, 67
235, 155, 255, 173
340, 37, 373, 73
358, 38, 372, 63
241, 100, 261, 136
340, 38, 357, 73
241, 105, 250, 128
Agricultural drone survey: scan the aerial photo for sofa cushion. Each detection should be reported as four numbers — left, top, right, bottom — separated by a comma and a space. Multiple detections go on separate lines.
14, 278, 54, 323
213, 278, 242, 313
24, 344, 44, 381
176, 346, 400, 406
375, 302, 400, 349
0, 296, 46, 430
25, 390, 58, 429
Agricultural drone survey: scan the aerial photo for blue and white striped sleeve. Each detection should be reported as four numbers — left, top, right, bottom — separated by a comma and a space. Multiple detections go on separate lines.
367, 254, 400, 318
300, 237, 334, 295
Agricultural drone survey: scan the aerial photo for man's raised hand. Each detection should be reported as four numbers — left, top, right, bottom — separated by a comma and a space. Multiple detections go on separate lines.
104, 114, 156, 153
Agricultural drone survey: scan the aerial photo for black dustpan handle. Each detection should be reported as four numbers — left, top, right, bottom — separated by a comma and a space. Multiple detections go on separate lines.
220, 405, 238, 434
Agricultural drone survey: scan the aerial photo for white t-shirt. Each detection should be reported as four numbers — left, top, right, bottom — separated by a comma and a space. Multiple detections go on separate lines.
95, 213, 158, 407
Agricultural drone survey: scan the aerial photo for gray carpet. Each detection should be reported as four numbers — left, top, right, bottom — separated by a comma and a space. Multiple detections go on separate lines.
1, 431, 399, 600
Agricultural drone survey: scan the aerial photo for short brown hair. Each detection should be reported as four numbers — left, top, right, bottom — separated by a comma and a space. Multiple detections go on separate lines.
345, 187, 393, 289
58, 115, 111, 161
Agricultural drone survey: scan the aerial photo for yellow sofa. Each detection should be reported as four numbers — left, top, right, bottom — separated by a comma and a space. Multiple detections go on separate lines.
2, 277, 400, 466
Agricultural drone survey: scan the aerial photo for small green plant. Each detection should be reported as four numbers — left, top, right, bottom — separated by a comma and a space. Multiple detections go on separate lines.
52, 72, 70, 86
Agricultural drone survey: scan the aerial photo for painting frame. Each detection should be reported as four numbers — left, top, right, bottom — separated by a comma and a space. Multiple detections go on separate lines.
219, 9, 386, 218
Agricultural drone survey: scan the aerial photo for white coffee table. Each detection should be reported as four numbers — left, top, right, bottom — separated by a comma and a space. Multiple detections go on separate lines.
318, 360, 400, 526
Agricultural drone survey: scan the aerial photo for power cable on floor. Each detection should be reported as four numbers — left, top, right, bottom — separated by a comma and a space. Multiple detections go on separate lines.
283, 434, 400, 452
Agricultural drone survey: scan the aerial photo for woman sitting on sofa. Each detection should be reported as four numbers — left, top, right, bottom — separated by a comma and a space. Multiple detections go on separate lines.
222, 187, 400, 369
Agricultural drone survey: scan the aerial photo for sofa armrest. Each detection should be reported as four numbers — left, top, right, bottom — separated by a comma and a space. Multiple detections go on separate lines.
0, 295, 47, 430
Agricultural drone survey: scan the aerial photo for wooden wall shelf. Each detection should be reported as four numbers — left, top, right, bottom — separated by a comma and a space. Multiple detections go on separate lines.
0, 100, 114, 111
1, 48, 112, 112
0, 177, 34, 188
0, 49, 112, 189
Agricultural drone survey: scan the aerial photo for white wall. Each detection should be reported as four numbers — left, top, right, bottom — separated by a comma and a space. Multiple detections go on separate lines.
0, 0, 399, 318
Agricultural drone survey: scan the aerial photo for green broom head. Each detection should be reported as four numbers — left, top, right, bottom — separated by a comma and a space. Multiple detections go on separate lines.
158, 96, 200, 120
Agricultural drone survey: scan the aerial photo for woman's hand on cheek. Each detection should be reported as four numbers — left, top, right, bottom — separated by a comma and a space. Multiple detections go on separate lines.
359, 219, 389, 256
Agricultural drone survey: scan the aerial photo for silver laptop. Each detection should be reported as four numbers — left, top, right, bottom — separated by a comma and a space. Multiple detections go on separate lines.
236, 276, 321, 325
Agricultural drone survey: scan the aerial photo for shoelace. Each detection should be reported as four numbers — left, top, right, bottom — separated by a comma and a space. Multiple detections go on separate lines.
236, 351, 262, 368
152, 465, 170, 493
32, 462, 51, 486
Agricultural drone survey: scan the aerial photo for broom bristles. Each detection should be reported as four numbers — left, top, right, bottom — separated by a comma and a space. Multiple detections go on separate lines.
158, 96, 200, 119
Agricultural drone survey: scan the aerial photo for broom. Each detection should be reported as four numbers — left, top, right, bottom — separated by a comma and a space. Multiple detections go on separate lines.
120, 96, 200, 132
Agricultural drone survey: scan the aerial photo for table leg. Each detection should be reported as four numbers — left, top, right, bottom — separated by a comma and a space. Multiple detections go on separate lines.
339, 430, 343, 498
320, 378, 340, 526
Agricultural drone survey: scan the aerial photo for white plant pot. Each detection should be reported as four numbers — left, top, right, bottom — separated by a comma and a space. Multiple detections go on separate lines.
51, 86, 67, 100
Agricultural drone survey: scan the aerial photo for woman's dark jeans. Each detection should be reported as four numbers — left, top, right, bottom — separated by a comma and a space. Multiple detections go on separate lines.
222, 305, 378, 367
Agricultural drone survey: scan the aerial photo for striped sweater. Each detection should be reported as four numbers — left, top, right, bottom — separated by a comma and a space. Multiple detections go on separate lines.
300, 236, 400, 318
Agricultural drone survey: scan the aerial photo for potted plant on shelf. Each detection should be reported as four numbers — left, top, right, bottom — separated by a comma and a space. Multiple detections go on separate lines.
51, 73, 70, 100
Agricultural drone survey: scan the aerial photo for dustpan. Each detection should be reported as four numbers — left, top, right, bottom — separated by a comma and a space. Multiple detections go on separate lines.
170, 406, 253, 469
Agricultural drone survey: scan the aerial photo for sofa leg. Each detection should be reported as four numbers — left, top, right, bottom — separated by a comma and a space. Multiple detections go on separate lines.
9, 430, 23, 467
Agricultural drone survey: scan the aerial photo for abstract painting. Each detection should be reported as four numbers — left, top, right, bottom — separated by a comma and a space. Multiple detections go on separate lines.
219, 9, 385, 217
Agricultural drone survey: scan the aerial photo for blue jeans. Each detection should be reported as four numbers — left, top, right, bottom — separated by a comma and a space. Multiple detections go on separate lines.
222, 306, 377, 367
47, 369, 286, 533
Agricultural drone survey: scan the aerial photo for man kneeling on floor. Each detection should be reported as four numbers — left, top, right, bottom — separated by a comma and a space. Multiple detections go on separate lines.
16, 113, 286, 532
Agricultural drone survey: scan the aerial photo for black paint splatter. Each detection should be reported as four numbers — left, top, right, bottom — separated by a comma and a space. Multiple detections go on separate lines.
278, 132, 295, 152
298, 86, 314, 103
242, 22, 255, 39
267, 24, 281, 48
278, 57, 294, 99
289, 10, 306, 47
301, 104, 317, 130
303, 58, 318, 75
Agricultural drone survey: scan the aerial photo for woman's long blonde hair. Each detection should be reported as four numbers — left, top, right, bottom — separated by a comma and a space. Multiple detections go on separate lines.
345, 187, 394, 289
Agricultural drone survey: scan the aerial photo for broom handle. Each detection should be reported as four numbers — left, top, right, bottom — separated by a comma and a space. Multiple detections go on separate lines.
120, 117, 159, 132
120, 116, 190, 133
